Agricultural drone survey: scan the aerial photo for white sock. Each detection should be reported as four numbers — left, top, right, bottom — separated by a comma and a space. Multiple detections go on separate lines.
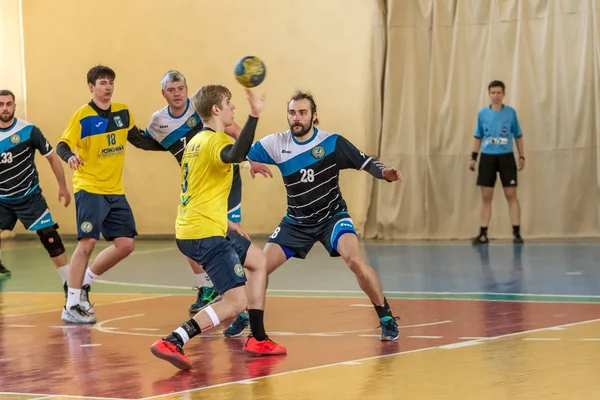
82, 268, 99, 287
174, 327, 190, 345
66, 288, 81, 309
195, 273, 213, 287
57, 265, 69, 283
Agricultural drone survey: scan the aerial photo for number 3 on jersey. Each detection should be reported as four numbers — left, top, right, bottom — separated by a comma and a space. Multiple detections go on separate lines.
182, 163, 189, 193
0, 152, 13, 164
300, 168, 314, 183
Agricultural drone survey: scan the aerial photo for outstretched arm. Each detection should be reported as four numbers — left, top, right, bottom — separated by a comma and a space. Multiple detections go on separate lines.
335, 136, 402, 182
127, 126, 166, 151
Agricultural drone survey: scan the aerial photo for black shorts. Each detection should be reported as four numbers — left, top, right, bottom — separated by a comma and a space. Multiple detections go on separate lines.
176, 235, 248, 295
0, 190, 56, 231
75, 190, 137, 241
477, 153, 518, 188
227, 164, 242, 223
267, 212, 357, 259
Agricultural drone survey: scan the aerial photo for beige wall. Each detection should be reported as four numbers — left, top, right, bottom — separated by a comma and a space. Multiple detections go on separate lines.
21, 0, 380, 236
0, 0, 25, 237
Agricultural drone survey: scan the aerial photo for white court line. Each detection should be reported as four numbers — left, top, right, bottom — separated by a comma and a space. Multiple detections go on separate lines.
0, 295, 171, 319
141, 317, 600, 400
95, 315, 451, 339
89, 280, 600, 303
0, 392, 128, 400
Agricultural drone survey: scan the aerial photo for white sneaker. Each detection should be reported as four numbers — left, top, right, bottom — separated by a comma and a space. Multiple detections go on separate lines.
80, 284, 95, 314
61, 304, 96, 324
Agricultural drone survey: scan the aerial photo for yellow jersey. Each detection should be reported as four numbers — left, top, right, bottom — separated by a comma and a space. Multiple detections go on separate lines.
176, 128, 233, 239
59, 101, 134, 195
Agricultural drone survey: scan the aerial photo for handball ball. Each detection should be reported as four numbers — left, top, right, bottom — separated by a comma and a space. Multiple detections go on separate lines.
234, 56, 266, 88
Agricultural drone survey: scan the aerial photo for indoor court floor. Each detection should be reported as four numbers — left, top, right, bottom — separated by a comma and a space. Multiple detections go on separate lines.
1, 238, 600, 399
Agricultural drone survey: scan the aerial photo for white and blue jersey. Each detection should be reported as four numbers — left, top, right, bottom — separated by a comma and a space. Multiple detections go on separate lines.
0, 119, 53, 201
145, 99, 242, 222
247, 128, 375, 225
145, 99, 202, 163
474, 105, 522, 155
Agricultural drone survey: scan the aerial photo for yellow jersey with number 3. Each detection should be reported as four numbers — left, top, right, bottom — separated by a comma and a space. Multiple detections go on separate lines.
59, 101, 133, 195
176, 129, 233, 240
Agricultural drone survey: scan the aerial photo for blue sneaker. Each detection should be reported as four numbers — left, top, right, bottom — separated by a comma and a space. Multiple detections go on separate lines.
223, 312, 249, 337
189, 286, 219, 313
379, 316, 400, 341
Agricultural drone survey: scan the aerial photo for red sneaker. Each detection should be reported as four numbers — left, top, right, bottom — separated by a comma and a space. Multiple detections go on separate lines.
243, 337, 287, 355
150, 339, 193, 370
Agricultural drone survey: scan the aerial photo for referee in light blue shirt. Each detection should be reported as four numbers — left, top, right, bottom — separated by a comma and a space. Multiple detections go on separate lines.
469, 80, 525, 245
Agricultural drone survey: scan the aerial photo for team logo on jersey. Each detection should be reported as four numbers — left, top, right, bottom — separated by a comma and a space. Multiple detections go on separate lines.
80, 221, 93, 233
9, 134, 20, 144
113, 116, 124, 128
312, 145, 325, 159
234, 263, 244, 277
186, 116, 198, 128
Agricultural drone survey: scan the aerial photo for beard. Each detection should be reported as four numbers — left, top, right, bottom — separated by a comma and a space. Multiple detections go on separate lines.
0, 111, 14, 123
289, 120, 313, 137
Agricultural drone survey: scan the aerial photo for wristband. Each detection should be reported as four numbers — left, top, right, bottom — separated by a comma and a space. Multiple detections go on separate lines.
471, 152, 478, 161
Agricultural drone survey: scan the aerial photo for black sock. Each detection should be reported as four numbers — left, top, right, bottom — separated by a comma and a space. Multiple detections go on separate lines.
513, 225, 521, 236
248, 309, 268, 341
480, 227, 488, 236
373, 297, 393, 319
166, 318, 201, 346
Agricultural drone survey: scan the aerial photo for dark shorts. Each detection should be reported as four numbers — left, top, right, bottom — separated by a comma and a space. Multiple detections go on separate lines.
267, 212, 357, 259
477, 152, 518, 188
0, 190, 56, 231
75, 190, 137, 241
176, 235, 248, 295
227, 164, 242, 223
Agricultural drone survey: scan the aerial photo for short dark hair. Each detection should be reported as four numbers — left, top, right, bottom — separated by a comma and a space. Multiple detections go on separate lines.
289, 91, 319, 125
488, 80, 505, 92
0, 90, 15, 101
87, 65, 116, 85
191, 85, 232, 123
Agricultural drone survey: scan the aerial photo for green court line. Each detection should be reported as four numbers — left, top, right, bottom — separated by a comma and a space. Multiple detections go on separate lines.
3, 276, 598, 304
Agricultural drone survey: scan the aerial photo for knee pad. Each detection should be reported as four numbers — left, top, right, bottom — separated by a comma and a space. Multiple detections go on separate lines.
36, 224, 65, 258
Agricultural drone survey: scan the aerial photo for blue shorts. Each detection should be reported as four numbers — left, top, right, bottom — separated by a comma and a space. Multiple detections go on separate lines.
0, 189, 56, 232
267, 212, 357, 259
75, 190, 137, 241
176, 235, 249, 295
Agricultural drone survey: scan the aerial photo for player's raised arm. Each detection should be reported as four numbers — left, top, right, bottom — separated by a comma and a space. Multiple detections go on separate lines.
334, 135, 402, 182
220, 89, 264, 164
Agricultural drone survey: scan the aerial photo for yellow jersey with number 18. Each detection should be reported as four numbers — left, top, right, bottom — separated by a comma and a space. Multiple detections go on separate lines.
59, 101, 133, 195
176, 129, 233, 240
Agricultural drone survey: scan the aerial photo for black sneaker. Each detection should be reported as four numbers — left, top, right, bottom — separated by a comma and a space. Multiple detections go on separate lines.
513, 234, 524, 244
0, 262, 11, 278
471, 234, 489, 245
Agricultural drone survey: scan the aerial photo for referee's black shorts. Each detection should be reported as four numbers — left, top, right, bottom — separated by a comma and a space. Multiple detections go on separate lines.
477, 152, 517, 188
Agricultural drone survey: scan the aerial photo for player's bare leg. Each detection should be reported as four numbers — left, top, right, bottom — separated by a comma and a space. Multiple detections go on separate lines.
337, 233, 399, 341
187, 257, 219, 313
152, 255, 285, 370
0, 235, 11, 278
223, 243, 286, 337
503, 186, 523, 243
473, 186, 494, 244
62, 238, 96, 323
75, 237, 135, 314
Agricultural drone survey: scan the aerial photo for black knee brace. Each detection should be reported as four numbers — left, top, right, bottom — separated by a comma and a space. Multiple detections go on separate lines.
36, 224, 65, 258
